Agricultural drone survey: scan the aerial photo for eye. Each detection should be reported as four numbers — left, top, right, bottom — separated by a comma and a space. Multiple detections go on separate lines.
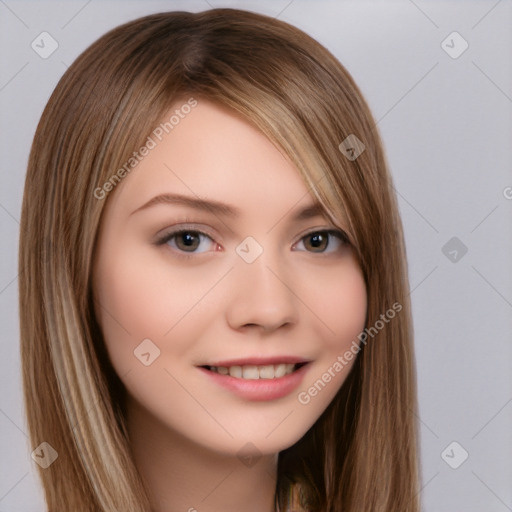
293, 229, 349, 253
156, 229, 217, 254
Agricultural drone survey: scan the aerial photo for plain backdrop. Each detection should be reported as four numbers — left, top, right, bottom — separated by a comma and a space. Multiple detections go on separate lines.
1, 1, 511, 510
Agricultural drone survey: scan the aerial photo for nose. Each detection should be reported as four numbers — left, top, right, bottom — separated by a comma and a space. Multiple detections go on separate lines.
225, 248, 299, 333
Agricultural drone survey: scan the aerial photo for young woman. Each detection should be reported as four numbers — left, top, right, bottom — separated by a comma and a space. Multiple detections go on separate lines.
19, 8, 421, 512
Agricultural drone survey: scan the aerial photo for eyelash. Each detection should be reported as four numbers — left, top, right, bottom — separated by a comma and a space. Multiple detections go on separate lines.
154, 224, 350, 259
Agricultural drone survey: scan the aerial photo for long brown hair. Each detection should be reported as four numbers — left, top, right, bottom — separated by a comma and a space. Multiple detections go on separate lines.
19, 8, 420, 511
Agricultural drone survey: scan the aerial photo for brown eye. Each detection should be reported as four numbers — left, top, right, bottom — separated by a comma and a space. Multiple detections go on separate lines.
175, 231, 201, 251
295, 230, 348, 253
158, 230, 216, 254
304, 232, 328, 252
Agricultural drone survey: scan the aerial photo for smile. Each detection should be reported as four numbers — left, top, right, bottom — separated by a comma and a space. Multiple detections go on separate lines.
198, 360, 311, 401
204, 363, 305, 379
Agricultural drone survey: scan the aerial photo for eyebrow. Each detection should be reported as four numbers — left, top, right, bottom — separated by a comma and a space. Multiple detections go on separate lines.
130, 192, 326, 221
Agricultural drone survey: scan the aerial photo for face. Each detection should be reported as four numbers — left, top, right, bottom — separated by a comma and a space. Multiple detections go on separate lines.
92, 98, 367, 457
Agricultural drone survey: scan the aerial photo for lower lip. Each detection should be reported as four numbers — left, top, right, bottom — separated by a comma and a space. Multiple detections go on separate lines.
198, 364, 310, 401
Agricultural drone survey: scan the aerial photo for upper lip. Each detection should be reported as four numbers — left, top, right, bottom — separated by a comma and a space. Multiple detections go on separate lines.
199, 356, 311, 367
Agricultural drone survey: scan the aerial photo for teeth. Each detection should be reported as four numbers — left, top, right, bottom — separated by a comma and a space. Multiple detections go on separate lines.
259, 365, 275, 379
209, 363, 298, 379
274, 363, 287, 378
242, 366, 259, 379
229, 365, 242, 378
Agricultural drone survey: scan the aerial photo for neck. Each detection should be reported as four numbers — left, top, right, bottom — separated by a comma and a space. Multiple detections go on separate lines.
125, 396, 278, 512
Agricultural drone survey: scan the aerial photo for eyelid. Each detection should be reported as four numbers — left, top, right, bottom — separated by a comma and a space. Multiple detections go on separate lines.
294, 226, 350, 245
291, 229, 349, 255
154, 223, 218, 244
154, 227, 219, 262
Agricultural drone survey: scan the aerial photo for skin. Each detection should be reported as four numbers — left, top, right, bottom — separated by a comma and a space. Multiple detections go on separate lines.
92, 99, 367, 512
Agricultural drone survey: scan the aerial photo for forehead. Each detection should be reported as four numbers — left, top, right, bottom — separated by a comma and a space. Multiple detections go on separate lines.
105, 99, 325, 220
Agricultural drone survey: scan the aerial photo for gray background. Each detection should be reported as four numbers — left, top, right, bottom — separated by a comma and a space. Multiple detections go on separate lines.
1, 0, 511, 510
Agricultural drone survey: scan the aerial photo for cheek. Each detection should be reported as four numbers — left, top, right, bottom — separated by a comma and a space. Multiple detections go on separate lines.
294, 257, 367, 411
93, 240, 229, 374
335, 269, 367, 347
94, 243, 185, 369
306, 256, 367, 352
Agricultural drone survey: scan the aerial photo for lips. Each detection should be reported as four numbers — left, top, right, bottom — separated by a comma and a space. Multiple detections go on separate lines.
197, 356, 312, 401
